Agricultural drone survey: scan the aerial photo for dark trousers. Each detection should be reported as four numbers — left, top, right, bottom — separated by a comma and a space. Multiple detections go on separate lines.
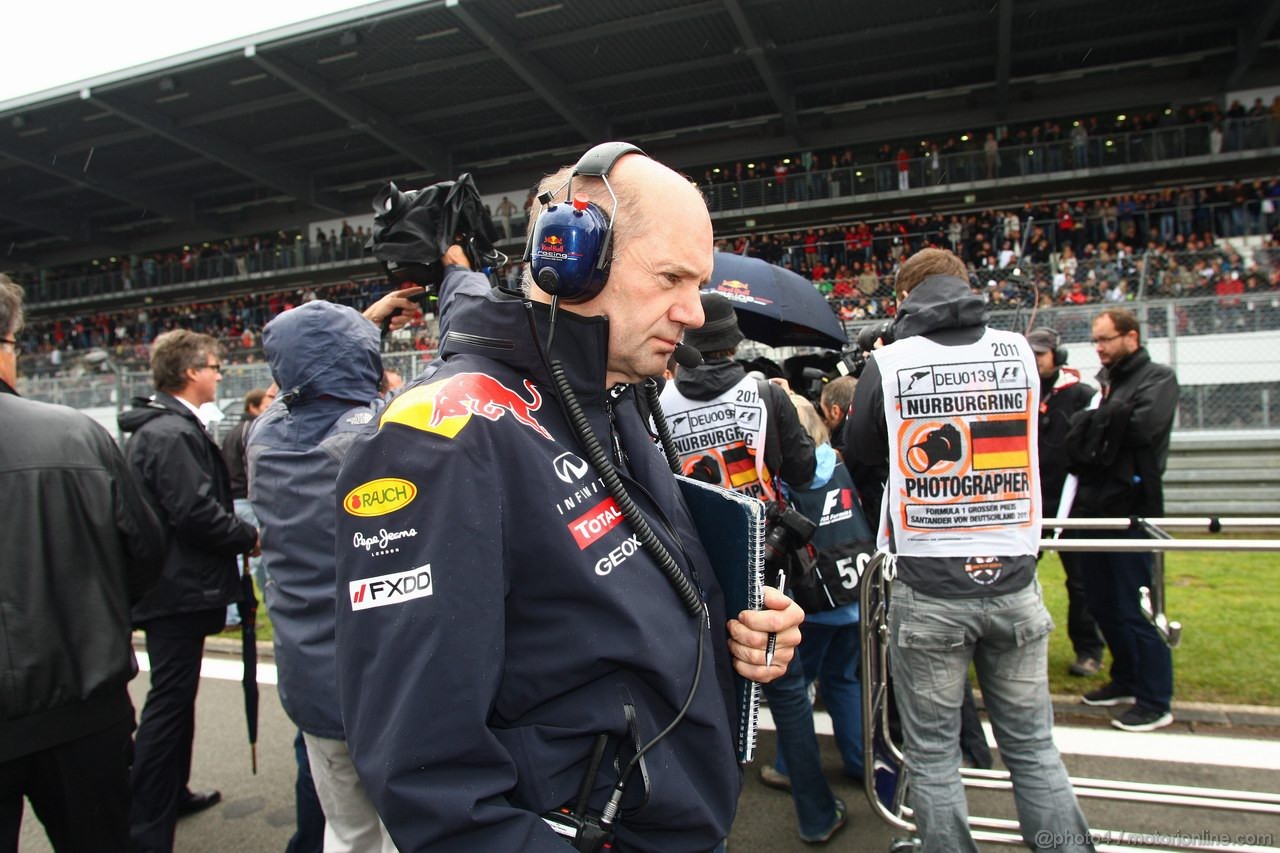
286, 730, 325, 853
1079, 533, 1174, 713
0, 718, 134, 853
129, 631, 207, 853
1059, 551, 1105, 661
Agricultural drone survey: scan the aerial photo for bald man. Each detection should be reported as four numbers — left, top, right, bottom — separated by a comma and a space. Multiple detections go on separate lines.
333, 145, 804, 851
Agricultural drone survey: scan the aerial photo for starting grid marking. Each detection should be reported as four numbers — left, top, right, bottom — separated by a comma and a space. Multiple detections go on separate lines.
753, 708, 1280, 772
136, 654, 1280, 771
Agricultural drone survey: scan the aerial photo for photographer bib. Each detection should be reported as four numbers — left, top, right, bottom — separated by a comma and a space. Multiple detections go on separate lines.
660, 376, 775, 501
875, 328, 1041, 559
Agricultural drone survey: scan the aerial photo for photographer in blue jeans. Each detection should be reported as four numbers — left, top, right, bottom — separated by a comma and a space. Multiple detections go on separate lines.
848, 248, 1092, 853
760, 392, 869, 844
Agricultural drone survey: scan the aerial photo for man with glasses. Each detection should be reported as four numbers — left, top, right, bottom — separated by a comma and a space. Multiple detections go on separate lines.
1, 276, 166, 852
1070, 309, 1179, 732
119, 330, 260, 851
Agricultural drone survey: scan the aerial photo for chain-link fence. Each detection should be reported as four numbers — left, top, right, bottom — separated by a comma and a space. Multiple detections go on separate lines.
18, 282, 1280, 439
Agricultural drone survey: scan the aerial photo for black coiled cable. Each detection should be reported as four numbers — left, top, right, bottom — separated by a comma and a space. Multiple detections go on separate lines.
643, 378, 682, 476
549, 359, 702, 616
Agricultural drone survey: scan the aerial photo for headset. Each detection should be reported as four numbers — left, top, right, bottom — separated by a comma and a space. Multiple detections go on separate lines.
1035, 326, 1069, 366
523, 141, 644, 303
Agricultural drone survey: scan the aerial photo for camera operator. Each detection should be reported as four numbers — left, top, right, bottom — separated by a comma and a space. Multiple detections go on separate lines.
658, 292, 815, 501
847, 248, 1091, 853
1025, 327, 1105, 679
332, 145, 803, 852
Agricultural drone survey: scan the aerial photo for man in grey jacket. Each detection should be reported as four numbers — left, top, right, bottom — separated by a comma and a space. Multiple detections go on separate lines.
248, 288, 419, 852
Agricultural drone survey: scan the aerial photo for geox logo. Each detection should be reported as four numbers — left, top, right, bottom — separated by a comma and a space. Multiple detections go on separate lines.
349, 565, 433, 611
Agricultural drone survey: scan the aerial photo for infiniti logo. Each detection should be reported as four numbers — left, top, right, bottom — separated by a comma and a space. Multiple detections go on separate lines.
553, 452, 590, 484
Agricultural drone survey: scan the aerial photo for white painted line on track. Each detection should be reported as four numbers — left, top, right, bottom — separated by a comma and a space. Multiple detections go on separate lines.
757, 707, 1280, 771
145, 654, 1280, 771
135, 651, 278, 685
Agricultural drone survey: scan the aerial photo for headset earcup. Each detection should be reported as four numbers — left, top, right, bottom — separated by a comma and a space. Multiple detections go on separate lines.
1055, 345, 1068, 366
528, 201, 610, 302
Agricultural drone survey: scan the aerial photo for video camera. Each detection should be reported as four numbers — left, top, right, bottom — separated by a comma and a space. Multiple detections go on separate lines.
832, 318, 895, 380
366, 173, 505, 330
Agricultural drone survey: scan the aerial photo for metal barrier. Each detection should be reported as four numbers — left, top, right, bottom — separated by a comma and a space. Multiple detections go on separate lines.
860, 518, 1280, 852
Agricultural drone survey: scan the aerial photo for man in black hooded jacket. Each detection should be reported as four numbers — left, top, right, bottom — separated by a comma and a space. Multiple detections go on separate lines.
659, 291, 816, 501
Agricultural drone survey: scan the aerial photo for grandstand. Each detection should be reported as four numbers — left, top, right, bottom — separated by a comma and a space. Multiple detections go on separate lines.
3, 0, 1280, 511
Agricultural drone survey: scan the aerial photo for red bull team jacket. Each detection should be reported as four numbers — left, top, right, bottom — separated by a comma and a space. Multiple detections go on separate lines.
334, 271, 741, 852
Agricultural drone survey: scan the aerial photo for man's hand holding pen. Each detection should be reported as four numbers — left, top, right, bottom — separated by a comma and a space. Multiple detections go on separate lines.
726, 587, 805, 684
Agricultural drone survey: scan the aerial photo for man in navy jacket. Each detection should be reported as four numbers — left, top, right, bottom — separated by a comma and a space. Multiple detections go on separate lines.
334, 146, 803, 852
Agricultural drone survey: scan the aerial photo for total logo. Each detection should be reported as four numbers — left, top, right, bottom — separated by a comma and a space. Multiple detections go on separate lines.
349, 565, 433, 611
568, 496, 623, 550
343, 478, 417, 517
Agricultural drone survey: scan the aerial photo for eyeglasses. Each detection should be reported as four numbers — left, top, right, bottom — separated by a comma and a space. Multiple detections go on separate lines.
1091, 333, 1124, 345
196, 362, 223, 373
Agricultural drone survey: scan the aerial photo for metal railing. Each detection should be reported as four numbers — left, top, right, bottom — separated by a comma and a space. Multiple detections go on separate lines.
860, 518, 1280, 852
700, 116, 1280, 214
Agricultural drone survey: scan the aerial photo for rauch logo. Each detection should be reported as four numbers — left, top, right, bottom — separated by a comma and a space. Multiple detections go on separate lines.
343, 478, 417, 517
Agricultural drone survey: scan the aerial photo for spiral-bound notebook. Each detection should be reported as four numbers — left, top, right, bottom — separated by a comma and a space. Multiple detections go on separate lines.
675, 475, 766, 764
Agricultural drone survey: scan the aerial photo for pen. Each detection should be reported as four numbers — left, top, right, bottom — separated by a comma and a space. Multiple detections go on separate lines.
764, 569, 784, 668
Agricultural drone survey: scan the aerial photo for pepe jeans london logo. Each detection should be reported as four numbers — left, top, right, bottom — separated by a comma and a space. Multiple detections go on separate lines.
353, 527, 418, 557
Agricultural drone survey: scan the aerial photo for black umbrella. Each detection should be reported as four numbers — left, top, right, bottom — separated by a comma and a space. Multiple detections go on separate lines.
235, 555, 259, 774
704, 252, 849, 350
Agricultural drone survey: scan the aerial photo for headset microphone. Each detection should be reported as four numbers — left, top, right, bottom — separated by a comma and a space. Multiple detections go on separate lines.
673, 343, 703, 369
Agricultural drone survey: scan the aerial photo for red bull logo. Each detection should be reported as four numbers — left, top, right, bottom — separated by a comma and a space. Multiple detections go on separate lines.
538, 233, 571, 260
381, 372, 553, 441
718, 279, 751, 292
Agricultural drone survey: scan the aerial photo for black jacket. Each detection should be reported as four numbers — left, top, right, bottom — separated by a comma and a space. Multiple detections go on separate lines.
119, 393, 258, 624
221, 413, 255, 500
1, 385, 165, 762
334, 272, 742, 852
1038, 367, 1096, 517
670, 358, 817, 490
1071, 347, 1178, 517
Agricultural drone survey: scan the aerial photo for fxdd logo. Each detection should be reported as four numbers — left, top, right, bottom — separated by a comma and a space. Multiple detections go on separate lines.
553, 452, 590, 484
343, 478, 417, 517
349, 565, 433, 611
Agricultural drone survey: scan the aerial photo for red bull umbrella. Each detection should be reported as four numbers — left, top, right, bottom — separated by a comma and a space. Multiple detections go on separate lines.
704, 252, 848, 350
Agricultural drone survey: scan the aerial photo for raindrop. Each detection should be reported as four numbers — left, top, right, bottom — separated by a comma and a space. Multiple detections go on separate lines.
83, 147, 95, 173
6, 242, 13, 256
1081, 48, 1092, 62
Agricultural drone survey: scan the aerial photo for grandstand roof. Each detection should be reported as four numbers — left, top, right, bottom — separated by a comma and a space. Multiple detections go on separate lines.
3, 0, 1278, 270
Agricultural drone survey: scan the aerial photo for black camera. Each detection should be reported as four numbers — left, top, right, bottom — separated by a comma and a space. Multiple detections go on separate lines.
367, 174, 504, 334
833, 319, 895, 379
763, 503, 818, 585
